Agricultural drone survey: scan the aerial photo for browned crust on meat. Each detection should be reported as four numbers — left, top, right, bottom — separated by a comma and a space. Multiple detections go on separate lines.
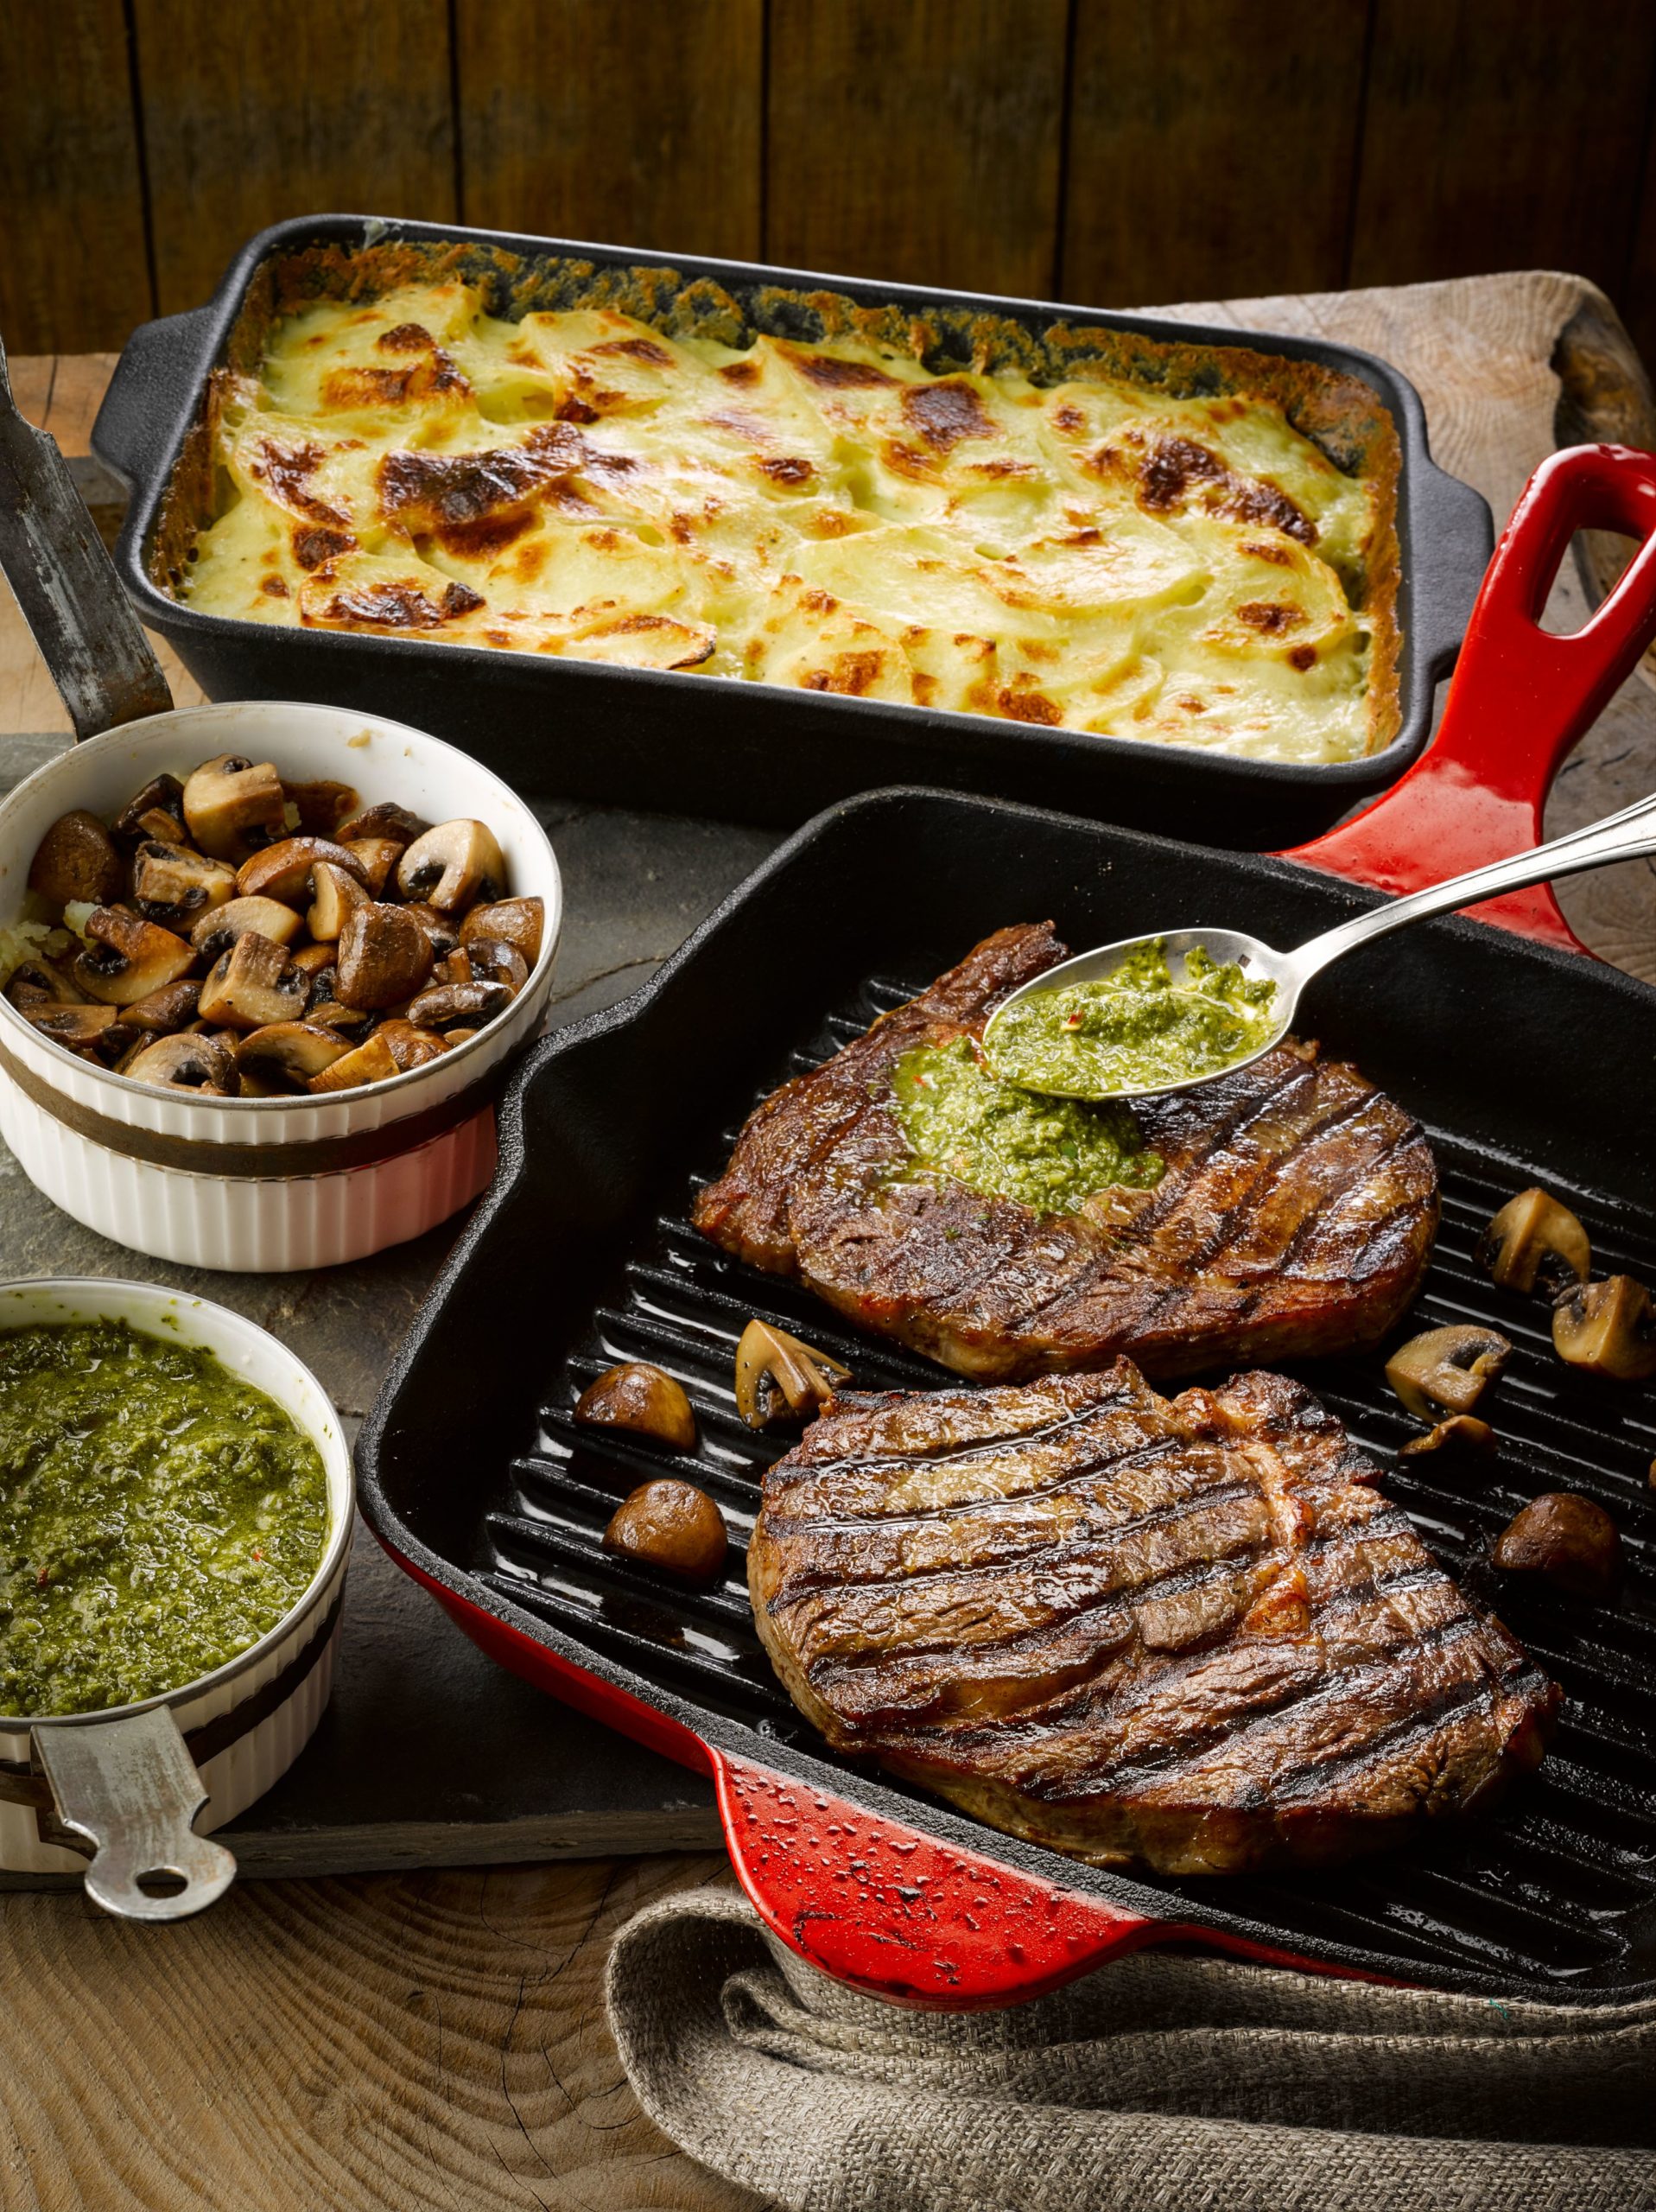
694, 924, 1439, 1382
749, 1365, 1558, 1876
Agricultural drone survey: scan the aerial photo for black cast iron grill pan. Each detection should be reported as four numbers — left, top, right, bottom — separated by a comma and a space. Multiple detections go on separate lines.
89, 213, 1491, 847
357, 783, 1656, 2012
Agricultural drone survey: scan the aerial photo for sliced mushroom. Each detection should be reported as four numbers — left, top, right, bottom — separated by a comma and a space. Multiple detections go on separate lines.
190, 894, 305, 962
373, 1018, 450, 1072
462, 938, 530, 995
123, 1029, 238, 1093
306, 998, 371, 1033
73, 908, 196, 1006
28, 810, 124, 906
405, 978, 512, 1029
396, 819, 507, 912
282, 779, 358, 836
308, 1032, 401, 1093
197, 932, 309, 1031
575, 1362, 697, 1450
5, 958, 84, 1010
334, 902, 434, 1011
1494, 1492, 1621, 1599
1398, 1414, 1496, 1460
403, 901, 462, 958
603, 1479, 726, 1587
1475, 1187, 1590, 1297
235, 1021, 353, 1095
181, 754, 286, 861
335, 800, 427, 849
443, 1026, 479, 1046
21, 1001, 124, 1056
111, 774, 187, 848
733, 1319, 852, 1429
306, 861, 371, 944
460, 896, 543, 968
1385, 1324, 1512, 1420
121, 978, 201, 1033
428, 948, 474, 989
341, 836, 403, 896
130, 840, 238, 930
289, 941, 336, 979
237, 835, 369, 909
1551, 1275, 1656, 1382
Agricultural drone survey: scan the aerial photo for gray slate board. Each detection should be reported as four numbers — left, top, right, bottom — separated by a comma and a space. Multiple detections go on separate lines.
0, 746, 777, 1885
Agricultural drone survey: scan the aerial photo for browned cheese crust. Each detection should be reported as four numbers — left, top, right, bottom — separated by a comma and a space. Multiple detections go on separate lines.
694, 923, 1440, 1382
749, 1364, 1558, 1876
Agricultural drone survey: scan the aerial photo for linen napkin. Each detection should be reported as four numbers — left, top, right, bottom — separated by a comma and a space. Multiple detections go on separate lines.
606, 1881, 1656, 2212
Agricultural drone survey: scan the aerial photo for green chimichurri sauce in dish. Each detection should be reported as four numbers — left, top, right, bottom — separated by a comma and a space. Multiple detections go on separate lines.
987, 939, 1279, 1098
893, 1036, 1164, 1217
0, 1320, 329, 1718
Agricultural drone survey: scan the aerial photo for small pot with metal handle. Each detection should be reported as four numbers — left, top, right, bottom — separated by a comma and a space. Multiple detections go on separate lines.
0, 1279, 353, 1918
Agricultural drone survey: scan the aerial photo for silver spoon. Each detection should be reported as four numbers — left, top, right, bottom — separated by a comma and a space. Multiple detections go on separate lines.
981, 787, 1656, 1103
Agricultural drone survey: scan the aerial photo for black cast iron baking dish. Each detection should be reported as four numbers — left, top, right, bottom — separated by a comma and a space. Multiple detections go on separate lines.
90, 213, 1493, 848
357, 786, 1656, 2011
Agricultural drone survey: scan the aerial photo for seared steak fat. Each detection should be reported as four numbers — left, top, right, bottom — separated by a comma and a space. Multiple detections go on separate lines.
695, 924, 1439, 1382
749, 1365, 1558, 1875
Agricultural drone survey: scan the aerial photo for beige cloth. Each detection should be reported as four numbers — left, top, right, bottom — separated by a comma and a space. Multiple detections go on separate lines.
606, 1883, 1656, 2212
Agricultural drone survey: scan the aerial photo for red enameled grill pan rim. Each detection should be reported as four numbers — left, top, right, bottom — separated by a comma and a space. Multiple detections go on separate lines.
357, 443, 1656, 2012
353, 783, 1656, 2012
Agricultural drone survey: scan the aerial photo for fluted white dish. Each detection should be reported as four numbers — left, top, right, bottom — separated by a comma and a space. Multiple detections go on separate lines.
0, 702, 561, 1269
0, 1277, 353, 1878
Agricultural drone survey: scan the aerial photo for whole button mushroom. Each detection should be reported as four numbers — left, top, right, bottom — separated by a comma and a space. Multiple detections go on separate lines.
334, 902, 435, 1011
28, 810, 124, 908
1494, 1492, 1621, 1600
460, 896, 545, 968
575, 1362, 697, 1450
603, 1479, 728, 1588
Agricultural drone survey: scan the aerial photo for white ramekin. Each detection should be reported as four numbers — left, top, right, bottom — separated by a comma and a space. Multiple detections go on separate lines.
0, 701, 562, 1271
0, 1278, 353, 1911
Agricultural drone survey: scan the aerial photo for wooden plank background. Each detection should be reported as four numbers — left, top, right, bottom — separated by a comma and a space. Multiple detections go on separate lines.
4, 0, 1656, 364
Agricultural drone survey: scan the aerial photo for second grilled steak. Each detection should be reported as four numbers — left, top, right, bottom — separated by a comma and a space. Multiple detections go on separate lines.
749, 1364, 1558, 1876
695, 922, 1438, 1382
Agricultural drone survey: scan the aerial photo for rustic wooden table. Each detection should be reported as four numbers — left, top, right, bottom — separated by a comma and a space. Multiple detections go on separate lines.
0, 270, 1653, 2212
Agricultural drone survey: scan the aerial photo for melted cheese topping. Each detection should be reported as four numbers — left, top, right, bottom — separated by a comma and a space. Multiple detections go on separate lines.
181, 283, 1389, 762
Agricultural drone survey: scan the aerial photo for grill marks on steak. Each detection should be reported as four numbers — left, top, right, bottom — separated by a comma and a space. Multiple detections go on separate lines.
694, 924, 1439, 1382
748, 1366, 1558, 1875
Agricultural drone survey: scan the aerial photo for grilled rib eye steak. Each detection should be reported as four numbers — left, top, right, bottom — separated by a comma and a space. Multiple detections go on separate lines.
695, 923, 1438, 1382
749, 1364, 1558, 1876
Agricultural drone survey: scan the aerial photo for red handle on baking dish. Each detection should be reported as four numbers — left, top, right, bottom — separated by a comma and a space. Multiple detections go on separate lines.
1285, 442, 1656, 950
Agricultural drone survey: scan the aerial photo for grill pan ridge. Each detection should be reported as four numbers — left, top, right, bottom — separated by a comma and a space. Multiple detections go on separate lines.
357, 788, 1656, 2007
90, 212, 1493, 848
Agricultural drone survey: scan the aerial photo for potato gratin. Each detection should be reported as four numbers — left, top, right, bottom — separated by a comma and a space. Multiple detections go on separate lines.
181, 281, 1393, 762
